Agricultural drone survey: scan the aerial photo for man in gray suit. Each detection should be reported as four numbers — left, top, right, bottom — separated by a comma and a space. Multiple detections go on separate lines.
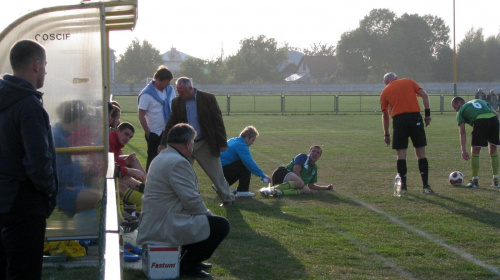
137, 123, 230, 278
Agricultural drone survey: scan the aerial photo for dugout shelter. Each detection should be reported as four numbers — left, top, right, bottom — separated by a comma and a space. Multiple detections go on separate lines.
0, 0, 137, 249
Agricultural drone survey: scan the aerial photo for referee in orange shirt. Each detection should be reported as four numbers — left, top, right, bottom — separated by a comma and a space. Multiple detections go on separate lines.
380, 72, 434, 194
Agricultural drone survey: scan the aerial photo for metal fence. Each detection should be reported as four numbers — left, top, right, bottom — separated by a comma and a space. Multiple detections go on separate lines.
115, 93, 486, 115
111, 82, 500, 96
213, 94, 479, 115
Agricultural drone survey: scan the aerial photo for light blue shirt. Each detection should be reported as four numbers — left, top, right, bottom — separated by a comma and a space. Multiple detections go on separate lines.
185, 90, 203, 140
220, 136, 266, 178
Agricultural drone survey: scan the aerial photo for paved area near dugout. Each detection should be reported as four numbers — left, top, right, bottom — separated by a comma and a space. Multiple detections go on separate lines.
43, 245, 142, 270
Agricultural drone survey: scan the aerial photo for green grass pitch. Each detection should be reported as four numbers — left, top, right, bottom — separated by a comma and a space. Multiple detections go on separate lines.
44, 95, 500, 280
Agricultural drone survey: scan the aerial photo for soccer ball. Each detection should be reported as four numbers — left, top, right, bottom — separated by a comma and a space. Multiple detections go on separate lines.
449, 171, 464, 186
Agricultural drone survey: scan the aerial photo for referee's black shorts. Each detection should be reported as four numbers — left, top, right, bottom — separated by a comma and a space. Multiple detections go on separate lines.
471, 117, 500, 147
392, 112, 427, 150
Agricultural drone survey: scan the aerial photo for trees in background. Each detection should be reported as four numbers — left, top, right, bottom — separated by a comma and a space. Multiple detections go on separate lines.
336, 9, 452, 83
335, 28, 371, 83
481, 34, 500, 81
115, 10, 500, 84
180, 35, 288, 84
457, 28, 500, 82
180, 56, 228, 85
225, 35, 288, 84
115, 39, 163, 83
302, 43, 336, 56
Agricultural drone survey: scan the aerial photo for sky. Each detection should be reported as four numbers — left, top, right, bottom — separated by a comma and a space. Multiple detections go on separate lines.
1, 0, 499, 60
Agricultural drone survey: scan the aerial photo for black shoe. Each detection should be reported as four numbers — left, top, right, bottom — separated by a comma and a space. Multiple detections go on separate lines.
422, 185, 435, 194
401, 184, 408, 192
181, 268, 211, 278
196, 263, 213, 270
136, 183, 145, 193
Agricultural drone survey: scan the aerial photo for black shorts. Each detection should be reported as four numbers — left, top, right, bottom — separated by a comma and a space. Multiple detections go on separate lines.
471, 117, 500, 147
271, 167, 289, 185
392, 112, 427, 150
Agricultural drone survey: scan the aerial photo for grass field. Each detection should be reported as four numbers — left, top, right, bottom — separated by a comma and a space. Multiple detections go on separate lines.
44, 95, 500, 279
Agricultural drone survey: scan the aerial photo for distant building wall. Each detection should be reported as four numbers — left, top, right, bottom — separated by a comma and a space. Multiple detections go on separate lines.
110, 82, 500, 96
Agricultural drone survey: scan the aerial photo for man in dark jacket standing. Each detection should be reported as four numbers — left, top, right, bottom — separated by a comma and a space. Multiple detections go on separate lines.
158, 77, 234, 207
0, 40, 58, 280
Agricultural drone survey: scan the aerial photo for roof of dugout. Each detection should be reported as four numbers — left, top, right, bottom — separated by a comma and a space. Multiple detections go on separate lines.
0, 1, 137, 39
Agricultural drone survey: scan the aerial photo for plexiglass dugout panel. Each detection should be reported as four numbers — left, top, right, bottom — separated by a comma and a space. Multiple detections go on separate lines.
0, 1, 137, 239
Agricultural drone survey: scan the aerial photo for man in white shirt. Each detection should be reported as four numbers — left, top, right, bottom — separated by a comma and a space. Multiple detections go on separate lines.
138, 66, 175, 171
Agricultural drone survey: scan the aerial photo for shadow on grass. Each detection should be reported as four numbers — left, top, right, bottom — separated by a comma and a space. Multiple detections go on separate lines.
218, 197, 310, 279
292, 190, 363, 207
408, 191, 500, 229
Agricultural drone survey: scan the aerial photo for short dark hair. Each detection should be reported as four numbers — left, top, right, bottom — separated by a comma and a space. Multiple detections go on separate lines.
10, 40, 46, 73
167, 123, 197, 144
110, 105, 121, 118
452, 96, 465, 105
57, 100, 87, 124
154, 65, 173, 81
110, 100, 121, 109
309, 145, 322, 154
107, 101, 114, 113
118, 122, 134, 133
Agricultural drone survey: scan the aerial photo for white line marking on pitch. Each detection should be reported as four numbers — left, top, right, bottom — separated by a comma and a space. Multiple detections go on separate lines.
253, 150, 417, 277
301, 204, 419, 279
252, 149, 500, 276
341, 193, 500, 276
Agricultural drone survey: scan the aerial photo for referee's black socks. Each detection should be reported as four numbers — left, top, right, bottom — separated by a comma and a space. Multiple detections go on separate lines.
418, 158, 429, 186
397, 159, 407, 186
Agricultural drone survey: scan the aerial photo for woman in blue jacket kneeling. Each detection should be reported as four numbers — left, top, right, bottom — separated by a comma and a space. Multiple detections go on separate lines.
220, 126, 271, 197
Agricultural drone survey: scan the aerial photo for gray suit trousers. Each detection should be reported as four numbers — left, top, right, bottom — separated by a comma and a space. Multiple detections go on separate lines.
190, 139, 234, 203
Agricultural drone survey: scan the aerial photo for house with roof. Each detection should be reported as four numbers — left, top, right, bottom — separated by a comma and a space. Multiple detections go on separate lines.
279, 50, 304, 78
285, 55, 338, 83
162, 47, 193, 73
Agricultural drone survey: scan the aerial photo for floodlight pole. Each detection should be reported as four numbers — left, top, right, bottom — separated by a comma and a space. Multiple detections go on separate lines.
453, 0, 457, 96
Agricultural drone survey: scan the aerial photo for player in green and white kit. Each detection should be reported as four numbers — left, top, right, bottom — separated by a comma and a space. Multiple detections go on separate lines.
260, 146, 334, 197
451, 97, 500, 188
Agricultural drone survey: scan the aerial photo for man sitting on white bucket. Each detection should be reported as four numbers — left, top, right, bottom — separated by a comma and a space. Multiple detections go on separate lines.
136, 123, 230, 278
